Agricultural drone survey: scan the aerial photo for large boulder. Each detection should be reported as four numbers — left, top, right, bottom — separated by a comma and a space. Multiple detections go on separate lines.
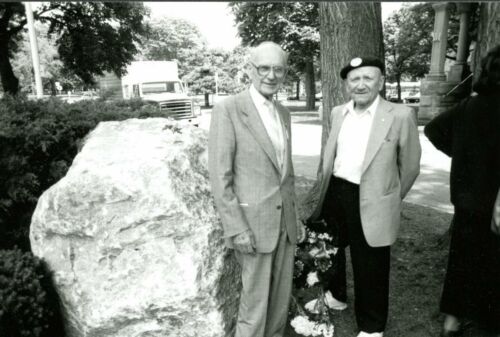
30, 118, 240, 337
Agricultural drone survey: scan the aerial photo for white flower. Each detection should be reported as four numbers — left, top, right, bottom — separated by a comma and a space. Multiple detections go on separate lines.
291, 315, 315, 336
312, 323, 335, 337
304, 298, 319, 314
326, 247, 338, 256
291, 315, 335, 337
306, 271, 319, 287
318, 233, 333, 241
309, 247, 320, 257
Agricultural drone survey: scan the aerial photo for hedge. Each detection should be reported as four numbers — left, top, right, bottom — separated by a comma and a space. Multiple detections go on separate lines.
0, 95, 166, 250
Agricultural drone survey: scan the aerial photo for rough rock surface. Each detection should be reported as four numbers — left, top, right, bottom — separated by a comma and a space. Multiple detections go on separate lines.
30, 118, 240, 337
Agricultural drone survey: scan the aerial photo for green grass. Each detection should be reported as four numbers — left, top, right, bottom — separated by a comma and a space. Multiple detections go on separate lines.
287, 176, 496, 337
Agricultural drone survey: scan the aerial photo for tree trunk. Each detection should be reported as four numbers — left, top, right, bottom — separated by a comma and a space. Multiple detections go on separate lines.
319, 2, 384, 152
472, 2, 500, 83
396, 74, 402, 101
0, 35, 20, 95
301, 2, 384, 215
204, 92, 210, 107
296, 80, 300, 100
49, 79, 57, 96
304, 58, 316, 110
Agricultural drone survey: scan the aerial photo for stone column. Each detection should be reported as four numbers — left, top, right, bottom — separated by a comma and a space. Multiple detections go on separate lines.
448, 3, 472, 82
456, 3, 472, 65
419, 2, 457, 121
427, 2, 452, 81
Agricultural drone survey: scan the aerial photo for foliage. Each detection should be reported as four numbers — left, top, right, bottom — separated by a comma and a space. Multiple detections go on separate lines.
291, 220, 339, 337
383, 4, 434, 84
183, 46, 249, 96
229, 2, 319, 69
0, 95, 166, 250
383, 3, 476, 87
0, 2, 149, 94
11, 23, 84, 95
0, 248, 65, 337
229, 2, 320, 108
139, 16, 207, 78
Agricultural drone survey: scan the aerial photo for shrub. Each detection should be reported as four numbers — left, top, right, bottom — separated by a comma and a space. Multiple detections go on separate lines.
0, 248, 65, 337
0, 95, 165, 250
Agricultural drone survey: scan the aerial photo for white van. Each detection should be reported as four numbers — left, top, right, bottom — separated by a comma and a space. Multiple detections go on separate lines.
120, 61, 201, 125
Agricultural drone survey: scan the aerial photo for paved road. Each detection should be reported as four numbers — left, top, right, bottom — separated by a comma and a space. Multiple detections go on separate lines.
199, 110, 453, 214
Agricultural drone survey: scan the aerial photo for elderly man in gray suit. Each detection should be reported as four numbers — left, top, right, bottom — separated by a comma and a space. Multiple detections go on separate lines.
309, 57, 421, 337
208, 41, 305, 337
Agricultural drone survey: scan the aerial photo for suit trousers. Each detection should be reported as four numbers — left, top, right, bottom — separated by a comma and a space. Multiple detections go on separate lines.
323, 176, 391, 333
234, 215, 295, 337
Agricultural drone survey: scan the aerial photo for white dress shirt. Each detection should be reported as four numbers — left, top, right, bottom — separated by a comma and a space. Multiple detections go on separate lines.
249, 85, 285, 170
333, 95, 380, 184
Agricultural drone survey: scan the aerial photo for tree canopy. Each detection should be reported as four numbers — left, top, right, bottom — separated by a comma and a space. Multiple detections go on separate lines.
139, 16, 207, 78
183, 46, 249, 106
0, 2, 149, 95
229, 2, 320, 109
12, 22, 84, 95
383, 2, 475, 97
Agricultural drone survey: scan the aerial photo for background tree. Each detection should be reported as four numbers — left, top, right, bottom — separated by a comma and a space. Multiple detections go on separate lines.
229, 2, 320, 110
0, 2, 149, 95
183, 47, 249, 107
11, 22, 84, 95
319, 2, 383, 150
383, 4, 434, 101
383, 3, 475, 101
139, 17, 207, 78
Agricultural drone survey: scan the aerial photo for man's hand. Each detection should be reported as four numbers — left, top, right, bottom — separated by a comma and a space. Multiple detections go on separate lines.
492, 191, 500, 236
297, 220, 306, 243
232, 230, 256, 254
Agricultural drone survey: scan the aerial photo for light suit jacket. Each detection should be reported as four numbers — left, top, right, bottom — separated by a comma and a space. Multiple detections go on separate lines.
208, 89, 298, 253
311, 97, 421, 247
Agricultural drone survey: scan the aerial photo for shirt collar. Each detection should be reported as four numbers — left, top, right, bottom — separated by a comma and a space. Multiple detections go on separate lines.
250, 84, 273, 107
343, 95, 380, 116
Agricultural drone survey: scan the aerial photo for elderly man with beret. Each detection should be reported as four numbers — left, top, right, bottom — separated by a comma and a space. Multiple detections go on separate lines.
309, 56, 421, 337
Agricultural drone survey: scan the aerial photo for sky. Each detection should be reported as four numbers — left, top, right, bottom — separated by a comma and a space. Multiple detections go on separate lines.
145, 2, 407, 51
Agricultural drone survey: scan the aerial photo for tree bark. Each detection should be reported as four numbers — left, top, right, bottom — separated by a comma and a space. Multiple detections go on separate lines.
301, 2, 384, 215
296, 80, 300, 100
49, 78, 57, 96
473, 2, 500, 83
0, 33, 20, 95
396, 74, 402, 101
319, 2, 384, 152
304, 57, 316, 110
204, 92, 210, 107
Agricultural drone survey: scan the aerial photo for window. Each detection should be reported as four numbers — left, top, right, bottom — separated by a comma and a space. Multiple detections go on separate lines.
141, 82, 183, 95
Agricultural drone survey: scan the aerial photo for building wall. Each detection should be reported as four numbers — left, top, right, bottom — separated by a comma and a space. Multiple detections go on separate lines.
99, 72, 122, 99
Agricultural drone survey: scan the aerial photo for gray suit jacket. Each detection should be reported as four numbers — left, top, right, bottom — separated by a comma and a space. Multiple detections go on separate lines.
311, 98, 421, 247
208, 89, 298, 253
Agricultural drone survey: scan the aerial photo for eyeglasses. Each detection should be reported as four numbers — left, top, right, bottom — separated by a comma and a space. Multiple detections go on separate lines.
250, 62, 287, 78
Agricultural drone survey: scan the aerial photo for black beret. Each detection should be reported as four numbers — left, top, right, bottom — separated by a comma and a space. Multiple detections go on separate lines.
340, 57, 385, 79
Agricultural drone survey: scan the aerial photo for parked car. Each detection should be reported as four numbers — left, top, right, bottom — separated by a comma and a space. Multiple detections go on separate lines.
403, 92, 420, 104
386, 93, 399, 102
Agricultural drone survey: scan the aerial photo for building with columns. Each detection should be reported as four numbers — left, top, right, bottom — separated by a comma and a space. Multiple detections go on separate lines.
419, 2, 500, 121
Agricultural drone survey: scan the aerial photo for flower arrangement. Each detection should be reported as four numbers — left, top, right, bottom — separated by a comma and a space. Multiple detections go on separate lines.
291, 219, 340, 337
